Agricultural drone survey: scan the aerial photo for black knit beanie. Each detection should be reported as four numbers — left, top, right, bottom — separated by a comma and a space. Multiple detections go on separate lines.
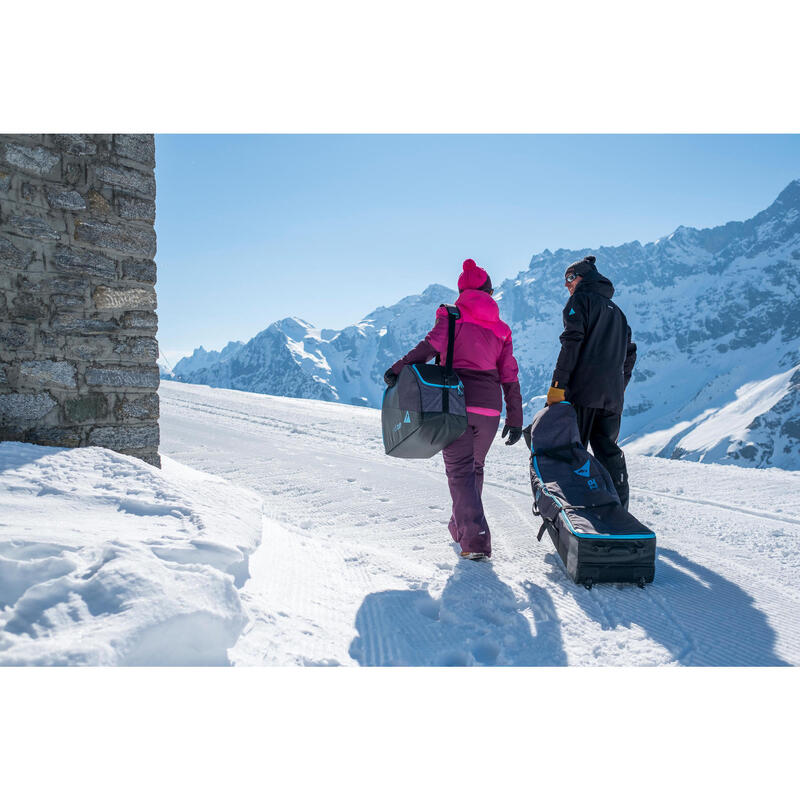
565, 254, 597, 278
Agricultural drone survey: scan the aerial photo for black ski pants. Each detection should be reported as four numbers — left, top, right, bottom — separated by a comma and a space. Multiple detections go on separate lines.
574, 405, 630, 510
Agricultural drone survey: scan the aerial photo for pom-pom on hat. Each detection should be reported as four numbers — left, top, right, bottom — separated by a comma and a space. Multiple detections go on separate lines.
565, 254, 597, 278
458, 258, 492, 293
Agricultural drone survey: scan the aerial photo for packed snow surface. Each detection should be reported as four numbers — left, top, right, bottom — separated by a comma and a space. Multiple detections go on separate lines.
0, 443, 262, 665
153, 380, 800, 667
4, 379, 799, 666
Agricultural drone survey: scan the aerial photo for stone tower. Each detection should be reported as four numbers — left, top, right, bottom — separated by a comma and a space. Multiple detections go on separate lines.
0, 134, 160, 467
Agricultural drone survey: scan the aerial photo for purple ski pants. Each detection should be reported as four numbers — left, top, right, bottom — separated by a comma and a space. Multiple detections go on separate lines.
442, 412, 500, 557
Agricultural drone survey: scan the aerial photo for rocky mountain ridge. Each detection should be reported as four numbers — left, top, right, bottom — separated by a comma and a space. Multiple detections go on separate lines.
173, 180, 800, 468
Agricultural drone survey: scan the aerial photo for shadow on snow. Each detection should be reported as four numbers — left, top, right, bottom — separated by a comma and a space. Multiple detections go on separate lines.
349, 557, 567, 666
547, 547, 790, 666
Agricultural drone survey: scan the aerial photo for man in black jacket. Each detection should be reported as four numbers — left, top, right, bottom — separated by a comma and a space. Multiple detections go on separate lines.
546, 255, 637, 509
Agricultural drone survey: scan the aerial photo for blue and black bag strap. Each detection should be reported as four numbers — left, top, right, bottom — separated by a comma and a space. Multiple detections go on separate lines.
438, 303, 460, 375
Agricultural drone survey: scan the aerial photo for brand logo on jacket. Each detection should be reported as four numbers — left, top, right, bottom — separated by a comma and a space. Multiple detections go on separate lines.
403, 411, 411, 423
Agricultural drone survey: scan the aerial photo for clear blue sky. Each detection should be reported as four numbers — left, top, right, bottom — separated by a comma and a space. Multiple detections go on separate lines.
154, 135, 800, 362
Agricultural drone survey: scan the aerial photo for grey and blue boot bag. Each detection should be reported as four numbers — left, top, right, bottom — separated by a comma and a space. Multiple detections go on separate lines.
382, 304, 468, 459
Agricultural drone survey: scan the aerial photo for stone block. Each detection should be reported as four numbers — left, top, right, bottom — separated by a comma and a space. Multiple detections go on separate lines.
117, 194, 156, 221
63, 162, 85, 186
121, 259, 156, 283
0, 323, 30, 349
115, 393, 159, 420
46, 186, 87, 211
54, 245, 116, 279
66, 393, 108, 423
122, 311, 158, 330
0, 392, 57, 423
93, 285, 157, 311
53, 135, 98, 156
88, 190, 112, 215
89, 423, 159, 449
20, 183, 46, 206
2, 143, 60, 176
51, 293, 86, 309
112, 336, 159, 360
86, 366, 159, 388
74, 218, 156, 258
44, 276, 86, 295
19, 359, 77, 388
113, 135, 155, 166
64, 336, 112, 361
27, 427, 83, 447
6, 214, 62, 241
0, 236, 33, 269
11, 293, 47, 322
51, 315, 120, 334
37, 331, 63, 351
95, 164, 155, 198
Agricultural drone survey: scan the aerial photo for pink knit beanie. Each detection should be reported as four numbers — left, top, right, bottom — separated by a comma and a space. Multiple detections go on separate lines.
457, 258, 492, 293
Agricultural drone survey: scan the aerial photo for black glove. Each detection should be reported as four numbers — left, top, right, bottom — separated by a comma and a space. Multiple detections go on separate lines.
502, 423, 523, 446
384, 368, 398, 387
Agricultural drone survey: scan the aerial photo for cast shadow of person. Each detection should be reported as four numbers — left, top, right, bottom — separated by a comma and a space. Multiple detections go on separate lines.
349, 555, 567, 666
549, 546, 790, 666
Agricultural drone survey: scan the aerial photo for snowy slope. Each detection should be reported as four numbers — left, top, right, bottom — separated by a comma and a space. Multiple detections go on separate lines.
173, 180, 800, 469
0, 443, 262, 665
627, 365, 800, 468
156, 381, 800, 667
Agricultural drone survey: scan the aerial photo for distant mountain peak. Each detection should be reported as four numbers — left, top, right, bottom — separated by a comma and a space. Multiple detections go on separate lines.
772, 178, 800, 208
273, 317, 317, 339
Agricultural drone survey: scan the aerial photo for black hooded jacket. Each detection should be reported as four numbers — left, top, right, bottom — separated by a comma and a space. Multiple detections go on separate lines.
551, 270, 637, 415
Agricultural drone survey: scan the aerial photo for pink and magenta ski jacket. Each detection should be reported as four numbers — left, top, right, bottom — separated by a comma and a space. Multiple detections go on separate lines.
390, 289, 523, 427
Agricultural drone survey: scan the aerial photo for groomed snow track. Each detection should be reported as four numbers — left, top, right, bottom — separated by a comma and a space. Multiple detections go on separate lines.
159, 381, 800, 667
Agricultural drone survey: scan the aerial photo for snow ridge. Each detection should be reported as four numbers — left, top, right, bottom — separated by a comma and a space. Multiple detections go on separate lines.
0, 443, 263, 666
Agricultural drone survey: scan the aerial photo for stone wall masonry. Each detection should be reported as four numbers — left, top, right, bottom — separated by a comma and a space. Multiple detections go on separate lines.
0, 134, 160, 466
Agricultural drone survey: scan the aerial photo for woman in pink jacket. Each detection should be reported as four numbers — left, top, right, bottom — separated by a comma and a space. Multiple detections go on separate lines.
384, 259, 523, 560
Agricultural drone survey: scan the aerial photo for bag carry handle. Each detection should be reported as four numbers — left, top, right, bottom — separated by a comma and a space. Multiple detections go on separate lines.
438, 303, 460, 413
438, 304, 460, 375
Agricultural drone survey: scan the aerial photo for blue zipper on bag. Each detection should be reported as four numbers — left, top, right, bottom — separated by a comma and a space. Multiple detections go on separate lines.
411, 364, 464, 393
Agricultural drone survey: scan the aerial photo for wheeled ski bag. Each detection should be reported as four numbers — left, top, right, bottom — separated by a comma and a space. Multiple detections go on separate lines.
382, 304, 467, 458
526, 402, 656, 588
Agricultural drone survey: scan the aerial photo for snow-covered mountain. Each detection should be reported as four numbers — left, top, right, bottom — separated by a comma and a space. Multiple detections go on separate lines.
174, 180, 800, 469
174, 285, 456, 407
